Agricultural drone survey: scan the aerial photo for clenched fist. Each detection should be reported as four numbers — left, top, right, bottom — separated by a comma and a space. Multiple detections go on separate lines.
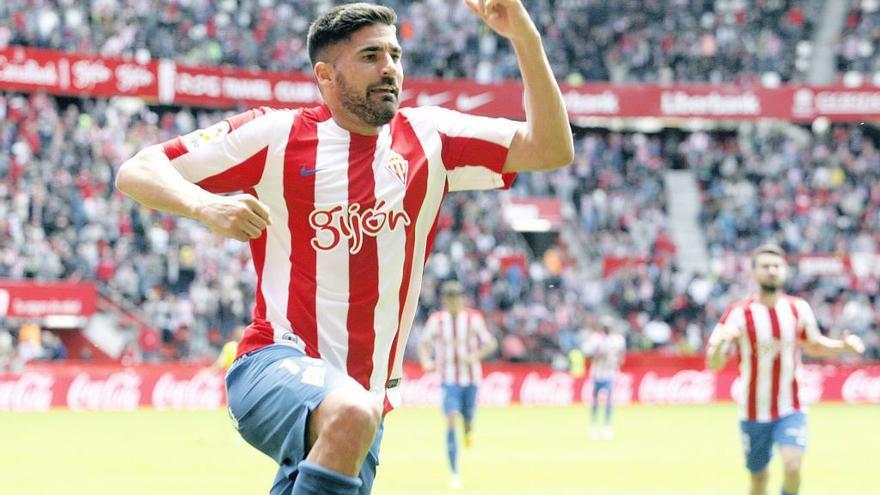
195, 193, 272, 242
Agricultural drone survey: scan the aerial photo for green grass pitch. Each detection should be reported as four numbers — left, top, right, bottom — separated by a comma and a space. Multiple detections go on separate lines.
0, 404, 875, 494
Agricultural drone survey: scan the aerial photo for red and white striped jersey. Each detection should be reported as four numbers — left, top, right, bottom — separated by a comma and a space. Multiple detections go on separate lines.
422, 308, 493, 386
582, 332, 626, 382
716, 294, 822, 422
160, 104, 519, 408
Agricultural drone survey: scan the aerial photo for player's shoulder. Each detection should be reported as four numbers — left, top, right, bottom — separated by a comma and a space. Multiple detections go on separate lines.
781, 294, 811, 311
719, 296, 754, 322
225, 106, 300, 129
397, 105, 460, 127
729, 295, 758, 310
465, 307, 487, 320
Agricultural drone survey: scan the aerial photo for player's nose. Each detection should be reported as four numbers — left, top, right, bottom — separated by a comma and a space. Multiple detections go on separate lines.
379, 53, 398, 77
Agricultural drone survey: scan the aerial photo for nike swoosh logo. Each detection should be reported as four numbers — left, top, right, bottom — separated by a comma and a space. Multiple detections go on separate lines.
456, 92, 494, 112
416, 91, 452, 107
300, 166, 319, 176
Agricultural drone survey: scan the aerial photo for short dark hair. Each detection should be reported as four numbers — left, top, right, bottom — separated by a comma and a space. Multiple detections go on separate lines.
307, 3, 397, 65
751, 243, 786, 265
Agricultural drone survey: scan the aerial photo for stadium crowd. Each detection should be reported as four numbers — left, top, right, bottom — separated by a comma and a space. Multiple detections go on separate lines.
0, 91, 582, 364
589, 124, 880, 360
1, 0, 824, 84
837, 0, 880, 83
2, 89, 879, 366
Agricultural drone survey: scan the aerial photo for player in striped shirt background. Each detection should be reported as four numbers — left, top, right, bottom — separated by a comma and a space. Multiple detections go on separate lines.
581, 316, 626, 440
706, 243, 865, 495
115, 1, 573, 494
418, 280, 497, 489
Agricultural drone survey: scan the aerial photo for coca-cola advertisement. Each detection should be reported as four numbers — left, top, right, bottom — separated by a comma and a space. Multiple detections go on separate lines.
3, 46, 880, 122
1, 362, 877, 411
400, 363, 880, 408
0, 280, 97, 318
0, 364, 225, 412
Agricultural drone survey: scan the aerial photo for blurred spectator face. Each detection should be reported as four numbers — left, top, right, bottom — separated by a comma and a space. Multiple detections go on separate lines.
315, 23, 403, 127
752, 253, 788, 292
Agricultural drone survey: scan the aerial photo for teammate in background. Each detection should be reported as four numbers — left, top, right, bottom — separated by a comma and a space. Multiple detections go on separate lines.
208, 327, 245, 373
706, 243, 865, 495
582, 316, 625, 439
115, 1, 573, 494
418, 281, 497, 489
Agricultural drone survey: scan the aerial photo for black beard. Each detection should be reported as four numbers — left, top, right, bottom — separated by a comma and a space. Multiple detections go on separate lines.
759, 283, 781, 293
336, 73, 397, 127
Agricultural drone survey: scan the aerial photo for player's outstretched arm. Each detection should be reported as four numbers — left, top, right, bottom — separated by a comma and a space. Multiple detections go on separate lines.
475, 335, 498, 361
116, 145, 271, 242
706, 323, 740, 370
802, 331, 865, 359
417, 339, 435, 372
464, 0, 574, 172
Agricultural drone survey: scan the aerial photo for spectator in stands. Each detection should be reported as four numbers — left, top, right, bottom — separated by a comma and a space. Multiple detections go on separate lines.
2, 89, 879, 363
0, 0, 817, 84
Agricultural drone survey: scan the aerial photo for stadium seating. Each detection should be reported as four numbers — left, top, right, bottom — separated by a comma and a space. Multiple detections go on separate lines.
0, 0, 834, 84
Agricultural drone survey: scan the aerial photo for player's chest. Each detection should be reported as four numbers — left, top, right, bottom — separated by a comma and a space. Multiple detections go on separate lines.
283, 134, 438, 207
440, 315, 473, 343
747, 316, 799, 356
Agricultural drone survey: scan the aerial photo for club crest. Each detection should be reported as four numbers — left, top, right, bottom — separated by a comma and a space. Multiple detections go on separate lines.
385, 151, 408, 187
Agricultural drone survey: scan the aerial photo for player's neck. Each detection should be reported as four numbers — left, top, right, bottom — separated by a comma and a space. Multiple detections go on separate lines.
758, 290, 781, 307
325, 102, 382, 136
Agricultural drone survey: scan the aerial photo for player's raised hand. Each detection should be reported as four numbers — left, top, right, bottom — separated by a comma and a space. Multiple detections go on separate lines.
463, 0, 539, 42
195, 193, 272, 242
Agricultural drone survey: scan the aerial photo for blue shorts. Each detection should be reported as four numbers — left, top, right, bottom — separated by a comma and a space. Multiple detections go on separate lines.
442, 384, 479, 421
739, 412, 808, 473
593, 379, 613, 398
225, 344, 384, 495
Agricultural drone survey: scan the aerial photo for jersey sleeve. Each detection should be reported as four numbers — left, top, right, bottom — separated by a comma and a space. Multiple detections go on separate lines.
421, 313, 439, 342
715, 303, 745, 333
794, 298, 822, 343
422, 106, 522, 192
471, 311, 493, 346
581, 333, 599, 356
159, 107, 278, 194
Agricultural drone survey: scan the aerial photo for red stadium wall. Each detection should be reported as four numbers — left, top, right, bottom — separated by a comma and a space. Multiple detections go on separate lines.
0, 363, 225, 412
2, 359, 878, 412
2, 46, 880, 122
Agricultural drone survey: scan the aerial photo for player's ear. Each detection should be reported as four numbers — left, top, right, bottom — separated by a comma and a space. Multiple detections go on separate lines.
314, 61, 334, 89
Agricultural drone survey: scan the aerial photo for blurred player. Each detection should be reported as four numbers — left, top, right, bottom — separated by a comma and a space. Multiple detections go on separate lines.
582, 316, 625, 439
116, 2, 573, 494
418, 281, 497, 489
208, 327, 245, 374
706, 243, 865, 495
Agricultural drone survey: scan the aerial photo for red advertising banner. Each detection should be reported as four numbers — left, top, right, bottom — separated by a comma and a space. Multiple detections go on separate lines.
0, 364, 225, 412
0, 280, 97, 318
400, 363, 880, 408
3, 46, 880, 122
0, 46, 157, 100
2, 361, 877, 412
605, 253, 880, 281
